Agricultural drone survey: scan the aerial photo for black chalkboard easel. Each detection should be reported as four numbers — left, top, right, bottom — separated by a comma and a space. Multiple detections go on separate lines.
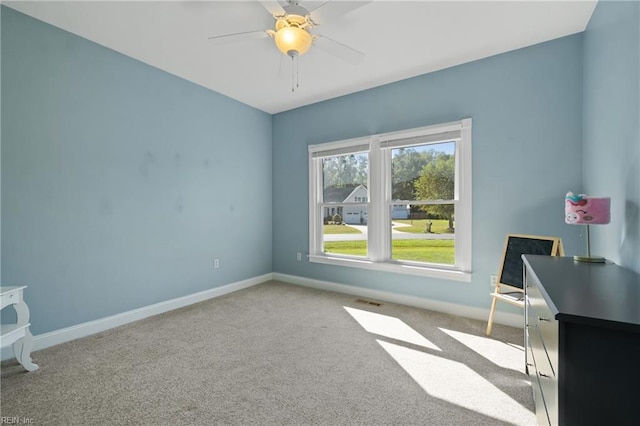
486, 234, 563, 336
498, 235, 563, 289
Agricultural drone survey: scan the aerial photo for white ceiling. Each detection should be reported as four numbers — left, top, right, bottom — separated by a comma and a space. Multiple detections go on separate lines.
4, 0, 596, 114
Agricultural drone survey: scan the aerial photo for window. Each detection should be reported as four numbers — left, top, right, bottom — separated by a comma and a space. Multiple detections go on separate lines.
308, 119, 472, 281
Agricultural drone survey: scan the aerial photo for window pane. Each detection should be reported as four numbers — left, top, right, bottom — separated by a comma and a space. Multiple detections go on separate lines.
391, 142, 455, 265
391, 204, 455, 265
391, 142, 455, 201
322, 153, 368, 257
323, 219, 368, 257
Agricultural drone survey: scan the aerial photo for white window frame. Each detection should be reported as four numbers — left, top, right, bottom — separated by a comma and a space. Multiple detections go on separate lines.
308, 118, 472, 282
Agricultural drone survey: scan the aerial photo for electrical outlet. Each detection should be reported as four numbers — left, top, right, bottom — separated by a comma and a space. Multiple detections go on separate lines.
490, 274, 497, 288
214, 259, 220, 269
297, 252, 302, 261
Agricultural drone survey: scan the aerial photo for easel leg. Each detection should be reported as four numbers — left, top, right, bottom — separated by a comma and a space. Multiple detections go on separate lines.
486, 297, 498, 336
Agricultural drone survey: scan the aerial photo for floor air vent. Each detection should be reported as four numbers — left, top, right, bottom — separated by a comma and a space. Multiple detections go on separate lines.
354, 299, 382, 307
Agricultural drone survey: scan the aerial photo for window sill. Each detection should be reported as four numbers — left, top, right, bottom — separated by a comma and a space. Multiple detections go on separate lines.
308, 254, 472, 282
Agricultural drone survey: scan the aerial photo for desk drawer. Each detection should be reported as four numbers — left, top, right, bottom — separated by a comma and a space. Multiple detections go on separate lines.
536, 315, 558, 372
527, 326, 551, 426
531, 367, 551, 426
529, 324, 558, 425
526, 278, 554, 320
526, 280, 559, 371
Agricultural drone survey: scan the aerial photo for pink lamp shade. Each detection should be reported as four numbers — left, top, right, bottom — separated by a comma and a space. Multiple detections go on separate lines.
565, 192, 611, 225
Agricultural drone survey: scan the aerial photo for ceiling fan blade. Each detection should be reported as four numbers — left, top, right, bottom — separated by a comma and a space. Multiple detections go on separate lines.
259, 0, 286, 17
313, 34, 365, 64
208, 30, 271, 45
308, 1, 371, 25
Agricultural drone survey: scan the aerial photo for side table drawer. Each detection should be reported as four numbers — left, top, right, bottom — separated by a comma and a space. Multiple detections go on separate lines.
1, 288, 23, 310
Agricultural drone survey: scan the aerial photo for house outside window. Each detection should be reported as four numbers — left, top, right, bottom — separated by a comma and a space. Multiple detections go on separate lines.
308, 119, 472, 281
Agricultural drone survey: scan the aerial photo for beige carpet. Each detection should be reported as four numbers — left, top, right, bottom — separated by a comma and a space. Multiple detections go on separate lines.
1, 281, 536, 425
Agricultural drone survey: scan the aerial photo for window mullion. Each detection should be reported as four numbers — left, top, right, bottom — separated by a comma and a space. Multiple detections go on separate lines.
309, 157, 322, 255
456, 118, 472, 272
368, 137, 388, 261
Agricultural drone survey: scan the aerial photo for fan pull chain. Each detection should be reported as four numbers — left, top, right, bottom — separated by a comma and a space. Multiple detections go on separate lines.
289, 52, 300, 93
291, 54, 295, 92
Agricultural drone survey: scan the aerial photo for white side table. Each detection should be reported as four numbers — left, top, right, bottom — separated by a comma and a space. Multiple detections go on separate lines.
1, 286, 39, 371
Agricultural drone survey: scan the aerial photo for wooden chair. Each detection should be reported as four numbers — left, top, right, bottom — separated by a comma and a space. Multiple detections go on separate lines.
486, 234, 563, 336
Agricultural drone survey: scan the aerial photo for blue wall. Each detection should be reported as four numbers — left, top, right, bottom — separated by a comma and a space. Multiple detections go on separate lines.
273, 35, 584, 309
1, 7, 273, 335
583, 0, 640, 273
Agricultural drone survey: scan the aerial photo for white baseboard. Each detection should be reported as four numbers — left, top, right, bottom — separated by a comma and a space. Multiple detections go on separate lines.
272, 272, 523, 329
2, 273, 273, 361
3, 272, 520, 361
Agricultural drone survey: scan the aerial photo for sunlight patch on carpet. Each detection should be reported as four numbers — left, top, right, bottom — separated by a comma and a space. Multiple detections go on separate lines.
344, 307, 441, 351
377, 340, 536, 425
439, 328, 525, 373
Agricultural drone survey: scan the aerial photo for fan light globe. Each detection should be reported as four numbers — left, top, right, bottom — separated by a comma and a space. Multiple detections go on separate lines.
275, 26, 312, 56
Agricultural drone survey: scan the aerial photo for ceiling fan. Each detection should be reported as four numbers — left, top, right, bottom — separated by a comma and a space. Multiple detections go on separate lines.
208, 0, 370, 91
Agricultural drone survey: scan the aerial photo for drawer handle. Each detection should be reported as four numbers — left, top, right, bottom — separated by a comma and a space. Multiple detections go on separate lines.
538, 316, 549, 322
539, 372, 551, 378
